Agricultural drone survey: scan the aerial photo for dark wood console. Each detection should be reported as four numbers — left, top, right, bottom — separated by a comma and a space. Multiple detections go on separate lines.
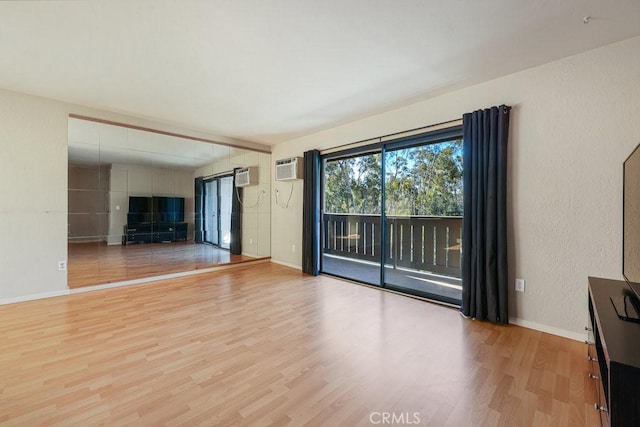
122, 222, 188, 245
587, 277, 640, 426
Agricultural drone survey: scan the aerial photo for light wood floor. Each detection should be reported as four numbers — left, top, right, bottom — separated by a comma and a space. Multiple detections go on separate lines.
68, 241, 259, 288
0, 263, 598, 426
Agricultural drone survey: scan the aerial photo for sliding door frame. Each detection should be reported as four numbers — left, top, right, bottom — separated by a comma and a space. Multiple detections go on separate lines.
320, 144, 382, 283
320, 125, 463, 303
202, 172, 234, 250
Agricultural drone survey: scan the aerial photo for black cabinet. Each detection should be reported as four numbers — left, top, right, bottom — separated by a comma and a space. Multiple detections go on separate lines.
588, 277, 640, 426
123, 222, 188, 245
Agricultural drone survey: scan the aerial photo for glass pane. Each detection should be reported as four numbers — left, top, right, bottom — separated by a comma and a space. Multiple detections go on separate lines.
383, 139, 463, 304
321, 152, 382, 285
204, 179, 218, 245
68, 116, 272, 289
219, 176, 233, 250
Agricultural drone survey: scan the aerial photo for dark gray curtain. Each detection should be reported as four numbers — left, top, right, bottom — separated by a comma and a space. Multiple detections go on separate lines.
194, 177, 204, 243
230, 169, 242, 255
302, 150, 321, 275
461, 105, 510, 323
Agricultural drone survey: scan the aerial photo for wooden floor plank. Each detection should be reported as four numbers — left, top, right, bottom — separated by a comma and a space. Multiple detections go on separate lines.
0, 263, 598, 426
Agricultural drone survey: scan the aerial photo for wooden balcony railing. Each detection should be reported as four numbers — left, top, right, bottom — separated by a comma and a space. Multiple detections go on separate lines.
323, 214, 462, 278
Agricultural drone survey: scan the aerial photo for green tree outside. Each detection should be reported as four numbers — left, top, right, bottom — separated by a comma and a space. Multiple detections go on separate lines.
324, 139, 462, 216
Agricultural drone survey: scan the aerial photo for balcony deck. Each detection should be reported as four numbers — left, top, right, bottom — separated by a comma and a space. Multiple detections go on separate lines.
322, 254, 462, 304
322, 213, 463, 304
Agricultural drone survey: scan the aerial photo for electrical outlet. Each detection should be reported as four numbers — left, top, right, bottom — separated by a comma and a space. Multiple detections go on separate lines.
291, 244, 296, 253
58, 261, 67, 271
249, 238, 254, 245
515, 278, 525, 292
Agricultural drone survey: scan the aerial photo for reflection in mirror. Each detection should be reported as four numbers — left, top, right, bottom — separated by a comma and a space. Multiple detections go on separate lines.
68, 117, 271, 288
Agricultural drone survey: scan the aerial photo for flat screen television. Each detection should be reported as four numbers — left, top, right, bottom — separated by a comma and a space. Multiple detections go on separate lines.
153, 196, 185, 223
127, 196, 153, 223
619, 142, 640, 321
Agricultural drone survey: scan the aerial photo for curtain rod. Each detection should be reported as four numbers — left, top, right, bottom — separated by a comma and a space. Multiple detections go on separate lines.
320, 117, 463, 156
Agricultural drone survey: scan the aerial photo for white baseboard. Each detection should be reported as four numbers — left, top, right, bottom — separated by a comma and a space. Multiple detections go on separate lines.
0, 289, 70, 306
270, 259, 302, 270
509, 317, 584, 342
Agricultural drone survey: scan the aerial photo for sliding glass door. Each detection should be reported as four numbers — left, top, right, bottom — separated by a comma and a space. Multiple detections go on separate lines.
203, 179, 219, 245
321, 151, 382, 286
203, 175, 233, 249
383, 140, 463, 304
320, 129, 463, 305
218, 176, 233, 250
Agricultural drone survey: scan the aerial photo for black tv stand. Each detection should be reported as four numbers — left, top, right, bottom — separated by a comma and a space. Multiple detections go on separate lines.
588, 277, 640, 426
122, 222, 188, 245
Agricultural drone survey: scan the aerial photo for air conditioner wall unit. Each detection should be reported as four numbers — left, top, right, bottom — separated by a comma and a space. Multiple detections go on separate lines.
235, 167, 258, 187
275, 157, 303, 181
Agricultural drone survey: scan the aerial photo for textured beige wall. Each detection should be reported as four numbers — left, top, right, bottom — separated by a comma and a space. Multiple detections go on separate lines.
270, 37, 640, 339
0, 91, 69, 300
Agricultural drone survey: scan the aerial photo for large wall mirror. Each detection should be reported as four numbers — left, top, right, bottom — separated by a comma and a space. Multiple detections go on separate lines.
67, 117, 271, 288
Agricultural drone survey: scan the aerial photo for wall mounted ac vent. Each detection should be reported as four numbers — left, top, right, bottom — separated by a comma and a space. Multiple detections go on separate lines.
275, 157, 303, 181
235, 167, 258, 187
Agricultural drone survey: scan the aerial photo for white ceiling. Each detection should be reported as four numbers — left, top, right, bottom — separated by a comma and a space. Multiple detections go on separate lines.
1, 1, 639, 145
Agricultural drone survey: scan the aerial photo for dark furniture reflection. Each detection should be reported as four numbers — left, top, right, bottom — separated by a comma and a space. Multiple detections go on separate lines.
122, 222, 188, 245
587, 277, 640, 426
